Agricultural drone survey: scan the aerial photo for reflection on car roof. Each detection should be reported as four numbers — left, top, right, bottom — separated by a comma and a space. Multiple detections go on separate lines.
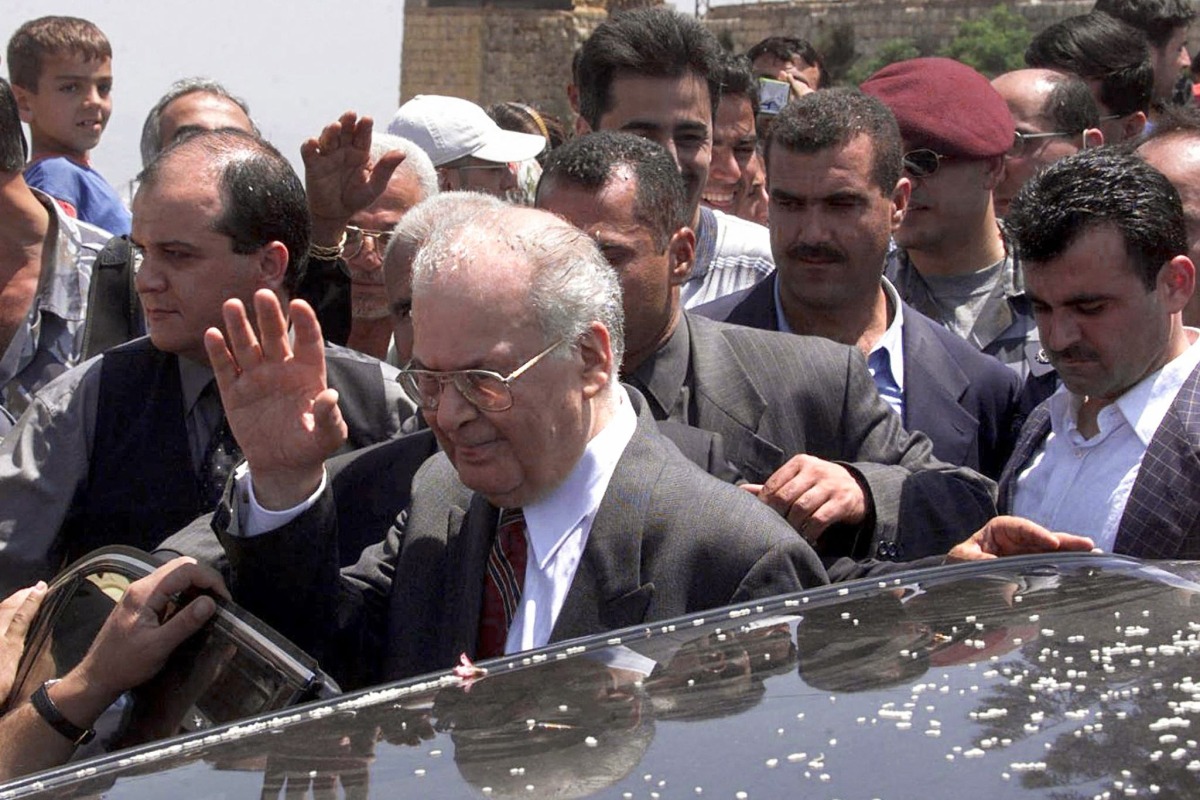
4, 553, 1200, 799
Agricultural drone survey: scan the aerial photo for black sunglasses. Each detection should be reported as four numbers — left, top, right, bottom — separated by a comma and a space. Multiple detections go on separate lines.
901, 149, 952, 179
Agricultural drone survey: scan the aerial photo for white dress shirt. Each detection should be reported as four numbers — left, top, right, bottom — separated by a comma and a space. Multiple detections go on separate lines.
1013, 330, 1200, 550
507, 388, 636, 653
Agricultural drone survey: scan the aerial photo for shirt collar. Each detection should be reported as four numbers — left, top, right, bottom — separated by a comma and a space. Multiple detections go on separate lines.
522, 386, 637, 570
1115, 327, 1200, 447
873, 277, 906, 393
178, 357, 216, 417
629, 318, 691, 419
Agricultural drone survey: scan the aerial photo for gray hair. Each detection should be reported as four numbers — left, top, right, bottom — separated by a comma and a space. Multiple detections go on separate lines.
411, 206, 625, 379
140, 78, 258, 166
371, 132, 439, 202
385, 191, 504, 267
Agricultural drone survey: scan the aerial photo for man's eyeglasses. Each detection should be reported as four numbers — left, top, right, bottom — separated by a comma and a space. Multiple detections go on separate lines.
397, 339, 566, 413
344, 225, 394, 260
1007, 130, 1075, 158
452, 163, 514, 173
901, 149, 952, 179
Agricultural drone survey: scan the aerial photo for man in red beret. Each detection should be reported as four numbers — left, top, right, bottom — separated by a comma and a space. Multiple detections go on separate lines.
862, 58, 1042, 383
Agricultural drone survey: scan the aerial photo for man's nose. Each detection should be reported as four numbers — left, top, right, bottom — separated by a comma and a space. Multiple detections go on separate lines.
433, 378, 479, 432
1043, 309, 1081, 352
709, 147, 740, 184
350, 244, 383, 273
133, 252, 164, 293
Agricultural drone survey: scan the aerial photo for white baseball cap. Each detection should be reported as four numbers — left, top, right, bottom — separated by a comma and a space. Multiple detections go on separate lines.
387, 95, 546, 167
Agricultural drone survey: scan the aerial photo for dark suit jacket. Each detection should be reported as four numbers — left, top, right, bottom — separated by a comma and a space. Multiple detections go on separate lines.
997, 358, 1200, 559
697, 277, 1021, 479
215, 394, 828, 688
160, 408, 741, 571
634, 310, 995, 562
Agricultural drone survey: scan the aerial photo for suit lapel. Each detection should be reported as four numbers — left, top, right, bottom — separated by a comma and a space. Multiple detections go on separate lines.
687, 314, 783, 481
550, 407, 661, 643
439, 494, 497, 660
723, 278, 779, 332
997, 402, 1052, 513
1114, 363, 1200, 558
901, 313, 976, 468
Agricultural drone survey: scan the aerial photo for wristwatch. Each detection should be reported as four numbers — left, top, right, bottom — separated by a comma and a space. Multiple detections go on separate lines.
31, 679, 96, 746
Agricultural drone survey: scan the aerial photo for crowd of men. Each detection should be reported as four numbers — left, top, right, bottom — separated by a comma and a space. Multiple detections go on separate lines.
0, 0, 1198, 775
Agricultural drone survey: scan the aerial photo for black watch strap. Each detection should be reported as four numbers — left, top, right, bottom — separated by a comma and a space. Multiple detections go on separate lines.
31, 680, 95, 746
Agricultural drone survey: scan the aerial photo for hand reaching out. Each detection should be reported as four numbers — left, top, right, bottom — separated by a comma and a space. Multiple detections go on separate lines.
946, 516, 1097, 562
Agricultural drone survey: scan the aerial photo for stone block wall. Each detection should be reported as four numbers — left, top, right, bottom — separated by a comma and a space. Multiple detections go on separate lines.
398, 0, 1092, 118
705, 0, 1093, 63
400, 3, 607, 122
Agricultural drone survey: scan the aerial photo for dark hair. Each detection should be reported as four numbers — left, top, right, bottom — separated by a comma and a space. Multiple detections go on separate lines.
6, 16, 112, 90
1006, 147, 1186, 290
137, 129, 311, 293
487, 101, 568, 166
1093, 0, 1196, 49
1042, 72, 1102, 133
536, 131, 690, 251
745, 36, 828, 89
576, 6, 722, 129
1025, 12, 1153, 116
0, 79, 28, 172
140, 78, 259, 167
716, 52, 760, 111
765, 88, 901, 195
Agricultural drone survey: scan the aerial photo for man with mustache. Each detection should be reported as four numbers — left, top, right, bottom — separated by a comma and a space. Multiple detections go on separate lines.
698, 90, 1020, 480
999, 148, 1200, 559
537, 130, 997, 565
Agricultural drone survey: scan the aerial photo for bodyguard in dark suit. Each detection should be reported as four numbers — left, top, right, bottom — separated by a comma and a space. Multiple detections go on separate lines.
536, 131, 996, 564
695, 89, 1020, 481
207, 205, 827, 687
997, 148, 1200, 558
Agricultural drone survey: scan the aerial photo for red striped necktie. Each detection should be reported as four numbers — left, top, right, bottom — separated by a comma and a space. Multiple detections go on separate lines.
477, 507, 528, 659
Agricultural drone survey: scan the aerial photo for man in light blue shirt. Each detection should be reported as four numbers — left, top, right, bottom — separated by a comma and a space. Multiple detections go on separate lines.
699, 89, 1021, 480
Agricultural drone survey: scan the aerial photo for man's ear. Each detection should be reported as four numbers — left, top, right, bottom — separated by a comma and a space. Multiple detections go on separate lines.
578, 321, 615, 398
890, 177, 911, 232
667, 226, 696, 286
1160, 254, 1196, 314
574, 114, 593, 137
436, 167, 455, 192
258, 241, 290, 290
1082, 127, 1104, 149
11, 84, 35, 124
1123, 112, 1148, 142
982, 155, 1006, 191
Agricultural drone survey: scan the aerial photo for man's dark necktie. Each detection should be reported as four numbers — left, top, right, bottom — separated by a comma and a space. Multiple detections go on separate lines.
477, 507, 528, 658
197, 384, 242, 507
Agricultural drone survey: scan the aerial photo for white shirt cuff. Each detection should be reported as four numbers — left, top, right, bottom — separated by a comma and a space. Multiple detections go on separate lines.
232, 462, 328, 537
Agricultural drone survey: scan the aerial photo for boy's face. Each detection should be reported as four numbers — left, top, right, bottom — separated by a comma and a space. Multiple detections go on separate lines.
15, 53, 112, 160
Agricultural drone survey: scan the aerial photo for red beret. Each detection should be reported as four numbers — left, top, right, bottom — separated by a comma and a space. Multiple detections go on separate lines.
860, 57, 1014, 159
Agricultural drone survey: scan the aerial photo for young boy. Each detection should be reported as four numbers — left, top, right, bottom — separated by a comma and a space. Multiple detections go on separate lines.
6, 16, 130, 235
